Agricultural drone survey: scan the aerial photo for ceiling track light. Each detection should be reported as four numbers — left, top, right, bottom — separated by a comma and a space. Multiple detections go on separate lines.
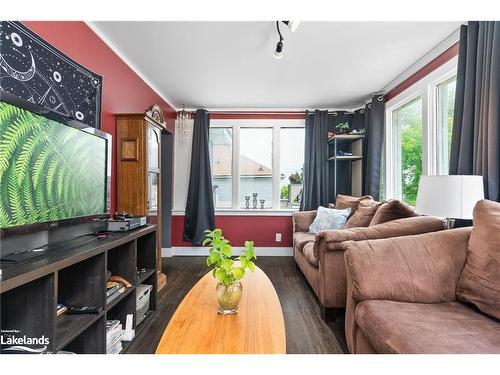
273, 21, 300, 60
273, 21, 284, 60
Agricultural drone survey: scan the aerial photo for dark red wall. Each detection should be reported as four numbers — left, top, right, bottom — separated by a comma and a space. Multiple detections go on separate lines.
172, 215, 293, 247
22, 21, 176, 213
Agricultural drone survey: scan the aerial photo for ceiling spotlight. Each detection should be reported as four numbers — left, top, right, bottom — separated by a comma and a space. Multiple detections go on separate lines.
283, 21, 300, 32
273, 21, 284, 60
272, 21, 300, 60
274, 40, 283, 60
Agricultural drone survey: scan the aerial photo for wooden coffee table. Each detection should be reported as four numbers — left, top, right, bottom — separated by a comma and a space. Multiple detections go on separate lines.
156, 266, 286, 354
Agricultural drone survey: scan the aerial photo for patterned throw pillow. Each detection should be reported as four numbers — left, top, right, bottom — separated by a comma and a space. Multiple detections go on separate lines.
308, 206, 351, 234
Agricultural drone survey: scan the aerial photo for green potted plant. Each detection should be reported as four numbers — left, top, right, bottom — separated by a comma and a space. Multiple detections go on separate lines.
336, 122, 350, 134
203, 229, 257, 315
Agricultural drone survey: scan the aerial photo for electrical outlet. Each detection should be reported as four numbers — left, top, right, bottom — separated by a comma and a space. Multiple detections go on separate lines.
275, 233, 282, 242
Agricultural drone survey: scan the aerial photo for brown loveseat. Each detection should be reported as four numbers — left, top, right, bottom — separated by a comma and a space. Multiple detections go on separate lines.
292, 197, 445, 320
344, 199, 500, 354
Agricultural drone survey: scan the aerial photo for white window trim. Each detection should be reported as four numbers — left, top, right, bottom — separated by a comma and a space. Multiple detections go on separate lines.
210, 119, 305, 211
384, 57, 458, 201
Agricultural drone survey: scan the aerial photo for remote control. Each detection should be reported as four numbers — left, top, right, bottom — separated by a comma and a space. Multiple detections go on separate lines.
65, 305, 103, 315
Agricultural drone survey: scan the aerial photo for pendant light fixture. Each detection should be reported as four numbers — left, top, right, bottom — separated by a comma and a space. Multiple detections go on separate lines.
273, 21, 300, 60
176, 105, 192, 143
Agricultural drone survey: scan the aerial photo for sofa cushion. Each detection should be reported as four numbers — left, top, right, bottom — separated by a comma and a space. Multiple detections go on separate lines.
345, 199, 382, 228
369, 199, 416, 226
294, 232, 315, 252
457, 199, 500, 320
331, 194, 373, 217
308, 206, 351, 234
302, 242, 319, 267
356, 300, 500, 354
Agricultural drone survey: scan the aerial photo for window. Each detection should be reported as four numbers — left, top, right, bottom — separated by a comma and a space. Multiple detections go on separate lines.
391, 96, 423, 206
209, 120, 305, 210
436, 76, 456, 174
209, 127, 232, 208
280, 128, 305, 208
239, 128, 273, 208
384, 57, 458, 206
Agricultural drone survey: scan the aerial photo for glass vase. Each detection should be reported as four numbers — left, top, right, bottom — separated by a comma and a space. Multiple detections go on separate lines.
216, 281, 242, 315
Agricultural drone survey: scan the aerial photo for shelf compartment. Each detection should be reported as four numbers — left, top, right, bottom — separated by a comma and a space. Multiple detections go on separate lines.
136, 231, 156, 277
56, 312, 104, 351
58, 253, 106, 309
59, 316, 105, 354
1, 274, 55, 352
107, 240, 136, 287
106, 286, 135, 311
137, 269, 155, 285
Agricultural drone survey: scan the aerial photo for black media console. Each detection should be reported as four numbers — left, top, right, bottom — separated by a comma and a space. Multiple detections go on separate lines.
0, 225, 158, 354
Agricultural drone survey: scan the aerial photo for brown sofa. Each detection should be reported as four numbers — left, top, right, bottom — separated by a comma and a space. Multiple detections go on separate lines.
344, 200, 500, 353
292, 204, 445, 320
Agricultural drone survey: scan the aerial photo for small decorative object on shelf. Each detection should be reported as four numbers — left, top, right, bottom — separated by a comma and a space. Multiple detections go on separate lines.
327, 130, 335, 139
260, 199, 265, 209
335, 122, 350, 134
252, 193, 258, 209
204, 229, 257, 315
245, 195, 250, 209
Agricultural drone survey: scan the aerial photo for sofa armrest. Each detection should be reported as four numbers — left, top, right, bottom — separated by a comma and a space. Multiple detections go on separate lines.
344, 227, 472, 304
292, 210, 317, 233
314, 215, 445, 256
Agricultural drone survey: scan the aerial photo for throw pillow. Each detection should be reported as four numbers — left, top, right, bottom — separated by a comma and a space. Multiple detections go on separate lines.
345, 199, 382, 228
330, 194, 373, 217
369, 199, 416, 226
456, 199, 500, 319
308, 206, 351, 234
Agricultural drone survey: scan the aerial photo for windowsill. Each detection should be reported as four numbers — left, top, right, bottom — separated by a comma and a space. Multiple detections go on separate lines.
172, 209, 298, 216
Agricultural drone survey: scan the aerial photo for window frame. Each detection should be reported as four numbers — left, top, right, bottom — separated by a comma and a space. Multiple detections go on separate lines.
384, 57, 458, 202
210, 119, 305, 212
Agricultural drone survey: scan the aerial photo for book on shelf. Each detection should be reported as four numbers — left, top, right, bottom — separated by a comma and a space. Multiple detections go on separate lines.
106, 283, 126, 305
56, 303, 67, 316
106, 320, 123, 354
106, 281, 124, 297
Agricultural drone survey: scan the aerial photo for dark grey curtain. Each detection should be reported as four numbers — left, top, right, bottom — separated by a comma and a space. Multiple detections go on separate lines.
450, 22, 500, 202
300, 110, 329, 210
183, 109, 215, 244
364, 94, 385, 200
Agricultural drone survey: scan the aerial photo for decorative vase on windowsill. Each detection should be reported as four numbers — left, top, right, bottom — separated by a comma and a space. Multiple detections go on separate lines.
203, 229, 257, 315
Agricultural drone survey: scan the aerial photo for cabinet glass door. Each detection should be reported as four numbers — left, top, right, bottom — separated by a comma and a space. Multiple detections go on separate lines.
148, 172, 159, 213
148, 126, 159, 170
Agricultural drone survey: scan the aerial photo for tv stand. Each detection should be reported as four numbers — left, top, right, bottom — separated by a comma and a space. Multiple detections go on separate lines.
0, 225, 158, 354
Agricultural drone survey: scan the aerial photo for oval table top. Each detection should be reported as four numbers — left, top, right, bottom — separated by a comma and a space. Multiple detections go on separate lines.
155, 265, 286, 354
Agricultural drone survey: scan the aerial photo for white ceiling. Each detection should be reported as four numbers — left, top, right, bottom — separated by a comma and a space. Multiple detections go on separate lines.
91, 21, 462, 110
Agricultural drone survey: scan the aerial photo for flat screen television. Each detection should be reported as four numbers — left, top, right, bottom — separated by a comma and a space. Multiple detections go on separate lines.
0, 93, 111, 236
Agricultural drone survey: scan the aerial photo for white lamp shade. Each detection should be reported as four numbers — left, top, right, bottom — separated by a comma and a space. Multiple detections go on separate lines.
416, 175, 484, 219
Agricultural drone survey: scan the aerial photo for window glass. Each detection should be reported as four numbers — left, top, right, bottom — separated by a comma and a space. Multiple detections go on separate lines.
209, 128, 233, 208
436, 77, 456, 174
239, 128, 273, 209
280, 128, 305, 208
392, 97, 422, 206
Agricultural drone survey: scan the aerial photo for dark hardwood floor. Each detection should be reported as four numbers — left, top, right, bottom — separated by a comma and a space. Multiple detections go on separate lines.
126, 256, 347, 354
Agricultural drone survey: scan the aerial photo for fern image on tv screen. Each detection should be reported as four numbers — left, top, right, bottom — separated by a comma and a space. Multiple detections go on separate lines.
0, 101, 107, 229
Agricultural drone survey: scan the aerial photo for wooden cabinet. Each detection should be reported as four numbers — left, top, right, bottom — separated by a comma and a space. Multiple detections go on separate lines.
116, 105, 168, 291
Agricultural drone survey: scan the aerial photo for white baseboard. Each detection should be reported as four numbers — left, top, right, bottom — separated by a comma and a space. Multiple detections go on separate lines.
162, 246, 292, 257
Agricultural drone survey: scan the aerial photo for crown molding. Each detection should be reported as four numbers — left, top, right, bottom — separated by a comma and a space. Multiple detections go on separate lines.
381, 26, 462, 94
85, 21, 179, 111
